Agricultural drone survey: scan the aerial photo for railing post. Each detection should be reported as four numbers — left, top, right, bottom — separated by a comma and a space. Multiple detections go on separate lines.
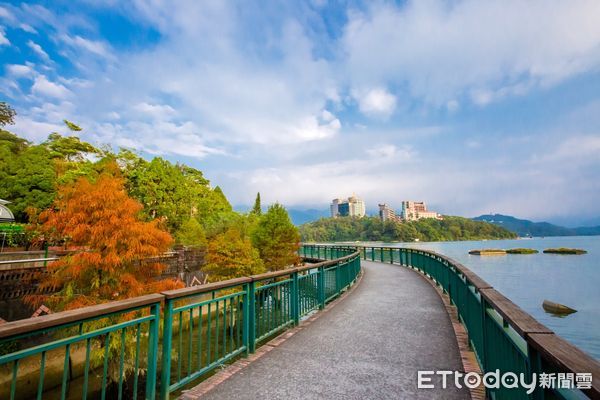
361, 246, 366, 259
292, 271, 300, 325
159, 299, 173, 400
527, 343, 545, 400
248, 281, 256, 353
243, 282, 250, 356
390, 248, 394, 264
145, 302, 160, 400
318, 265, 325, 309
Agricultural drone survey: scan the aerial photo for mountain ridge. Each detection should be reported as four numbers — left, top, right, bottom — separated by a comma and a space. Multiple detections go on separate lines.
473, 214, 600, 237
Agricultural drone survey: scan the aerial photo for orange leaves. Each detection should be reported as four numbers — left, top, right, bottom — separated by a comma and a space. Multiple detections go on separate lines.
30, 163, 183, 310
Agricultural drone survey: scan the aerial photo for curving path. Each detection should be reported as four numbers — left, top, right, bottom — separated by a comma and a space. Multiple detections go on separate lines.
193, 261, 469, 399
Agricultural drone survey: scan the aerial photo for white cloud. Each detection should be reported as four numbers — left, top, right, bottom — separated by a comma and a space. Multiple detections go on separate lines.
355, 87, 397, 118
19, 23, 37, 33
31, 75, 72, 99
6, 64, 35, 78
342, 0, 600, 106
60, 34, 113, 59
134, 102, 176, 118
0, 26, 9, 46
0, 7, 14, 21
366, 144, 413, 160
27, 40, 51, 62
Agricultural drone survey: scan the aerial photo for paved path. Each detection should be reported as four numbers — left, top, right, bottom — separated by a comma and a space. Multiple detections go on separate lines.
199, 261, 469, 399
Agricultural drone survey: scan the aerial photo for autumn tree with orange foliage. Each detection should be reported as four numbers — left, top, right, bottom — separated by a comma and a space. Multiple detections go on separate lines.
26, 163, 183, 311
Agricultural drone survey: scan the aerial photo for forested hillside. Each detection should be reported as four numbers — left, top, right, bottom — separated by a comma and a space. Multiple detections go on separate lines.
299, 216, 517, 242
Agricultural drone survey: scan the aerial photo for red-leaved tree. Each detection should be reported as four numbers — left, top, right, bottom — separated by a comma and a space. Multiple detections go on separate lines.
26, 164, 183, 310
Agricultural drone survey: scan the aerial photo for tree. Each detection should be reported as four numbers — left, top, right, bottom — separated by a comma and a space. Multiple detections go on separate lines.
204, 227, 265, 281
175, 217, 207, 247
252, 192, 262, 215
0, 144, 56, 222
26, 165, 182, 310
44, 132, 99, 162
251, 203, 300, 271
0, 102, 16, 127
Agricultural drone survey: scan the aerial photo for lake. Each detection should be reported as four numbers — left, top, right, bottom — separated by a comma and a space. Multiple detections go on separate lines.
354, 236, 600, 361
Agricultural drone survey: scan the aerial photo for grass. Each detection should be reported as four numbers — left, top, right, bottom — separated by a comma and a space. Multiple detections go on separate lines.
543, 248, 587, 255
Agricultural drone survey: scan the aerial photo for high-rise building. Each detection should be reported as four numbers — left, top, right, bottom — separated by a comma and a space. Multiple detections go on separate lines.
378, 203, 400, 222
401, 201, 441, 221
330, 196, 366, 218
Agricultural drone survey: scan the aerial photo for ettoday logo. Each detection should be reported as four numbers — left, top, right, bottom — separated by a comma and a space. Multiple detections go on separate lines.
418, 370, 593, 393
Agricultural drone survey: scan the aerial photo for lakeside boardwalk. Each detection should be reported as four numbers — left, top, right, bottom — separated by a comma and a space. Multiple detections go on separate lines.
189, 261, 469, 399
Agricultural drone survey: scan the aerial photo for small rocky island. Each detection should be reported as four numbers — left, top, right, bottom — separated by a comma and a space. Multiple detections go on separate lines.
543, 248, 587, 255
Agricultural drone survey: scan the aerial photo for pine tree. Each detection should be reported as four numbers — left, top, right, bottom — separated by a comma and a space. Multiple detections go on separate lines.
252, 192, 262, 215
251, 203, 300, 271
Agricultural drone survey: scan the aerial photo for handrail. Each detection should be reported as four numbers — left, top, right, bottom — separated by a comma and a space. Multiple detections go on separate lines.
0, 245, 361, 399
325, 243, 600, 400
0, 293, 164, 340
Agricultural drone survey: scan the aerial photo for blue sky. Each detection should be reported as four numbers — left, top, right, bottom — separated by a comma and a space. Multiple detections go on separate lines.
1, 1, 600, 225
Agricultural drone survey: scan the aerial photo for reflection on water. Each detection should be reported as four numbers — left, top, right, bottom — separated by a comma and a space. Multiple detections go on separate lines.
359, 236, 600, 360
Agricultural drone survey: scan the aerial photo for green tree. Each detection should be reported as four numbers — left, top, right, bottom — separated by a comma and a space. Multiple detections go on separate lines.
175, 217, 207, 247
44, 132, 99, 162
0, 102, 16, 127
251, 203, 300, 271
252, 192, 262, 215
204, 227, 265, 281
0, 145, 56, 221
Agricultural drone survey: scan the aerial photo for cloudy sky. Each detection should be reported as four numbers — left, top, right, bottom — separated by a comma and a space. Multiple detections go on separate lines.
1, 0, 600, 224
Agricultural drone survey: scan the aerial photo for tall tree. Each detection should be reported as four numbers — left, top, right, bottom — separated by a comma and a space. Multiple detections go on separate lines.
204, 227, 265, 281
251, 203, 300, 271
26, 165, 182, 310
252, 192, 262, 215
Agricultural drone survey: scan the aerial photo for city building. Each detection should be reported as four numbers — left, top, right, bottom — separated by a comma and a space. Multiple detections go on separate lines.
378, 203, 401, 222
401, 201, 441, 221
330, 195, 366, 218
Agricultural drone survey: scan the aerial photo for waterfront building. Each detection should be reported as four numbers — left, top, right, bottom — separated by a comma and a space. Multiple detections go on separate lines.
378, 203, 401, 222
401, 201, 441, 221
330, 195, 366, 218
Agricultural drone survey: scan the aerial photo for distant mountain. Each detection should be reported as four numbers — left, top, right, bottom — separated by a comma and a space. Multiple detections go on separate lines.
473, 214, 600, 237
288, 208, 330, 225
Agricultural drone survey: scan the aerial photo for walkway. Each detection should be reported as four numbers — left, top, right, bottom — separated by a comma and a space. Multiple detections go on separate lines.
195, 261, 469, 399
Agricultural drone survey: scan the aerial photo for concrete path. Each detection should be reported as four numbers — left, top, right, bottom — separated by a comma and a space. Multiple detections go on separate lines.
199, 261, 469, 399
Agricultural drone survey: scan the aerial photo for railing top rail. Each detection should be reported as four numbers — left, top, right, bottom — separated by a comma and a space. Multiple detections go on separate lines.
0, 293, 164, 339
161, 277, 252, 299
479, 288, 552, 336
161, 247, 360, 300
528, 333, 600, 395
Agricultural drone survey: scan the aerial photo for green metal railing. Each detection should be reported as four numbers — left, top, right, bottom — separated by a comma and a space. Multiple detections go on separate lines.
159, 245, 360, 399
0, 295, 162, 400
0, 245, 360, 399
334, 244, 599, 400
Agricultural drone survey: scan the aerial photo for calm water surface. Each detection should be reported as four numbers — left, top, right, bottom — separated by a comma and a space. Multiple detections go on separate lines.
355, 236, 600, 360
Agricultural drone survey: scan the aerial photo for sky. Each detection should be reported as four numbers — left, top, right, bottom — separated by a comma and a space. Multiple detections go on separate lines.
1, 0, 600, 225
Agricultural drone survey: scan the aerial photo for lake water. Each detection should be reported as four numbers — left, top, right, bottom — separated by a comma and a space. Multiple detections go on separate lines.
355, 236, 600, 361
